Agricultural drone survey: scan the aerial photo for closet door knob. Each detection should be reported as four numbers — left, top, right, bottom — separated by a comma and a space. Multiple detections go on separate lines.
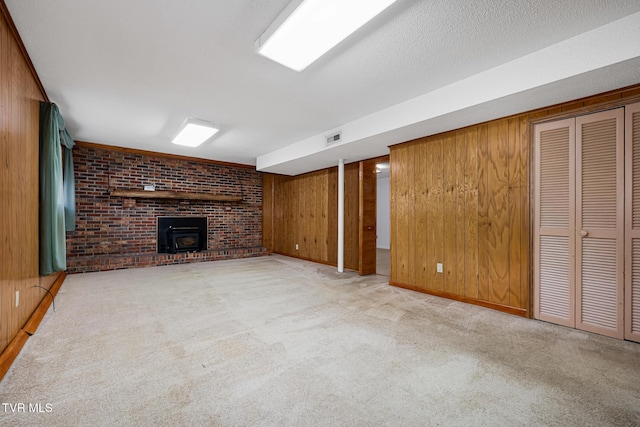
580, 230, 588, 237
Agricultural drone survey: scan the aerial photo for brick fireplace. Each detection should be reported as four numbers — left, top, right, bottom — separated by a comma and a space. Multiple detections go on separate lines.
66, 143, 267, 273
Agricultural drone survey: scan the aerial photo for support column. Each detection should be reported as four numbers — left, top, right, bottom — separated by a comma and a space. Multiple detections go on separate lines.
338, 159, 344, 273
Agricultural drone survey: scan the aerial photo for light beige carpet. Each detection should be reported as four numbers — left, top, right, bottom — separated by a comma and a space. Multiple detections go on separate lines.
1, 255, 639, 426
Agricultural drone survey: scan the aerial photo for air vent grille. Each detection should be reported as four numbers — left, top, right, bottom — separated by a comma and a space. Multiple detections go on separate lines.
326, 132, 342, 146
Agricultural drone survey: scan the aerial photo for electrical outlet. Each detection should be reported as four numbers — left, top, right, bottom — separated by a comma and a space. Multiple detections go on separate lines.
15, 291, 19, 307
295, 243, 299, 250
437, 263, 443, 273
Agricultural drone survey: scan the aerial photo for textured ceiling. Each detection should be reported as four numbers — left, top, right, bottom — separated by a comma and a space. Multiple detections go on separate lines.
6, 0, 640, 174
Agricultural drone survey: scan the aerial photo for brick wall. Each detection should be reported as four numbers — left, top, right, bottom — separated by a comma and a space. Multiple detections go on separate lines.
66, 144, 266, 273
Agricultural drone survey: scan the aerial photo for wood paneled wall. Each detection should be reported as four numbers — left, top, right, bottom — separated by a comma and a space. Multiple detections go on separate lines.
263, 163, 360, 270
391, 120, 528, 314
390, 84, 640, 316
0, 3, 58, 356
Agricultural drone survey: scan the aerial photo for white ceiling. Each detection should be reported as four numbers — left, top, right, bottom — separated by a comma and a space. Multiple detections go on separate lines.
6, 0, 640, 175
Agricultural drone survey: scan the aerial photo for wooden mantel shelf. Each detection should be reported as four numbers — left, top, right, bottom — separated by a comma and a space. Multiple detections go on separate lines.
109, 189, 243, 202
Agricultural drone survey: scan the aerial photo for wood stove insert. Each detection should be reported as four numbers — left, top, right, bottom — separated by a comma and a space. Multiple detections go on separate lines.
157, 217, 207, 254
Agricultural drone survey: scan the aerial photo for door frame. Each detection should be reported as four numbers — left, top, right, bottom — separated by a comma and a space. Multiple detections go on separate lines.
359, 155, 389, 275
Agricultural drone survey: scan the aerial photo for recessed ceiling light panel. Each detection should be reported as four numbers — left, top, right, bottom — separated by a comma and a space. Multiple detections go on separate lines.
256, 0, 398, 71
171, 118, 219, 147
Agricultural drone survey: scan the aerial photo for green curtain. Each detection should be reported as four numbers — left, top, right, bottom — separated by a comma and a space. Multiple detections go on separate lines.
39, 102, 75, 275
60, 121, 76, 231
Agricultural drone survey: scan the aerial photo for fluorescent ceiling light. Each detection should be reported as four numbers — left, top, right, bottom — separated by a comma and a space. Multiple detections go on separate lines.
256, 0, 398, 71
171, 118, 219, 147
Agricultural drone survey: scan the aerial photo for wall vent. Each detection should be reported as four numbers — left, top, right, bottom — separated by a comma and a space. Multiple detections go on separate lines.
326, 131, 342, 146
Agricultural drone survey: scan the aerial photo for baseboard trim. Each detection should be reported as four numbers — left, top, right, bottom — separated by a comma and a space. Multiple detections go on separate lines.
24, 272, 67, 335
270, 251, 359, 272
0, 271, 67, 382
0, 330, 29, 381
389, 280, 528, 317
271, 251, 337, 268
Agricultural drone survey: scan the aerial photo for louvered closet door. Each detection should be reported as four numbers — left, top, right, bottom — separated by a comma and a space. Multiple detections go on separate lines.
534, 119, 576, 327
575, 108, 624, 339
626, 102, 640, 342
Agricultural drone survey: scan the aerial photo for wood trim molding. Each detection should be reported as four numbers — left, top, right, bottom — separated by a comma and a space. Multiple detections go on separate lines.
0, 272, 66, 381
109, 189, 243, 202
0, 330, 29, 381
527, 117, 536, 320
23, 272, 67, 335
390, 83, 640, 149
0, 0, 48, 101
272, 251, 338, 268
389, 280, 529, 317
528, 92, 640, 126
75, 141, 256, 170
271, 251, 359, 272
530, 83, 640, 120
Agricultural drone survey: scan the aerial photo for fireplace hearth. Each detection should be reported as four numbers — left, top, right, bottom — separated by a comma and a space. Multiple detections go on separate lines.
157, 217, 207, 254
